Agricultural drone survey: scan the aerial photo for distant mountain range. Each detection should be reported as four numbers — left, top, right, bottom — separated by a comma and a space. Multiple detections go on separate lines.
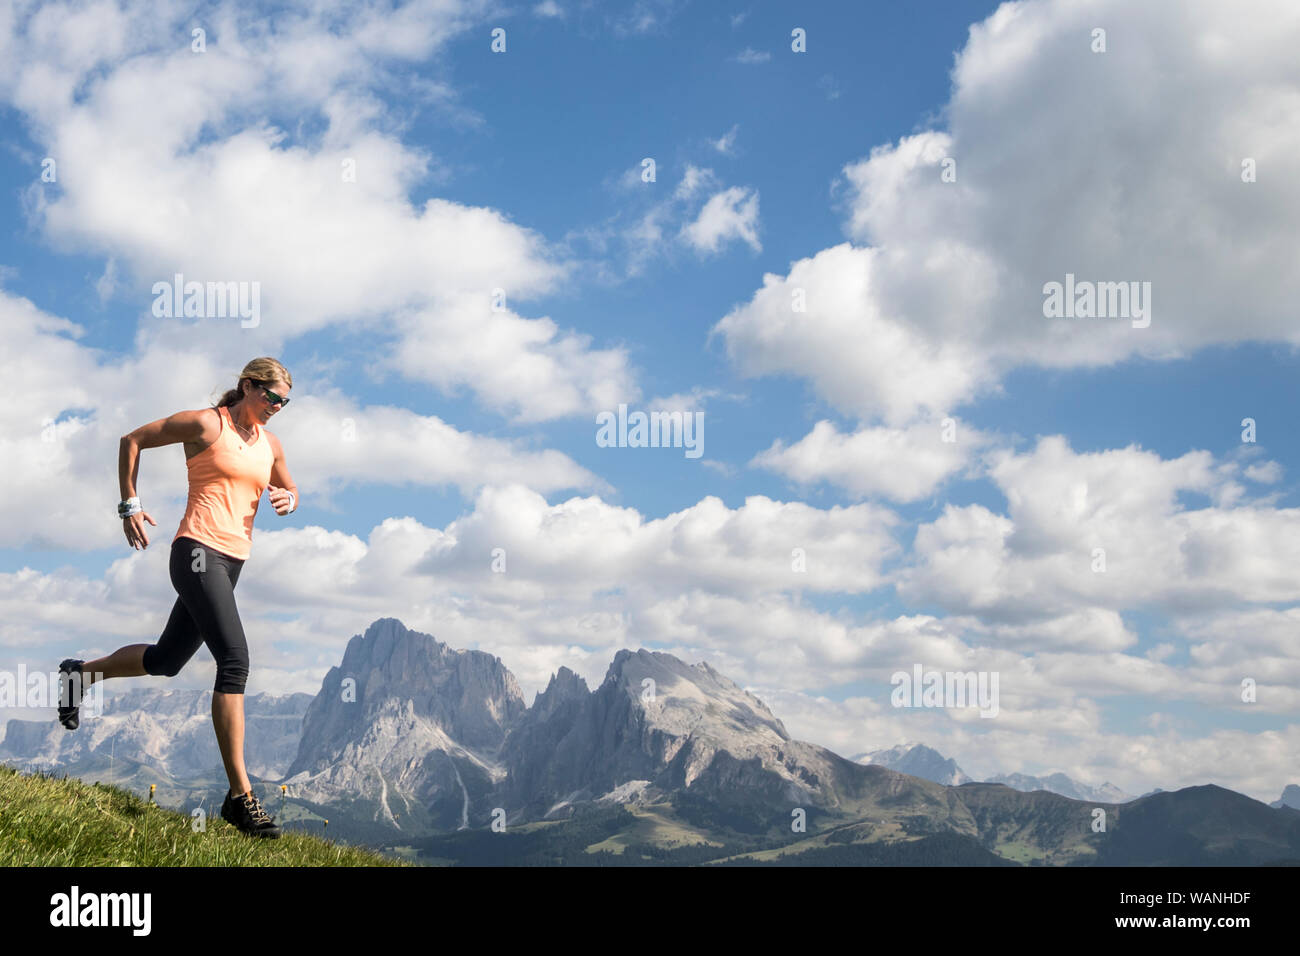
1, 684, 310, 781
853, 743, 972, 787
853, 743, 1134, 803
4, 617, 1298, 865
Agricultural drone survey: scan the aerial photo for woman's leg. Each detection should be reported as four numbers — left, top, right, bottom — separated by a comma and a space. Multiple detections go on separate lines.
210, 555, 252, 796
169, 541, 254, 797
213, 692, 251, 796
80, 644, 148, 684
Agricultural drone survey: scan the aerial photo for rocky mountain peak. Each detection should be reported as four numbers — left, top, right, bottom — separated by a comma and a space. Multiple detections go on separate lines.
530, 666, 590, 715
288, 618, 526, 782
601, 647, 789, 742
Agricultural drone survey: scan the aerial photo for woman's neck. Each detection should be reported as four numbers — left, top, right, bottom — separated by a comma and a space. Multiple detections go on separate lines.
229, 401, 256, 435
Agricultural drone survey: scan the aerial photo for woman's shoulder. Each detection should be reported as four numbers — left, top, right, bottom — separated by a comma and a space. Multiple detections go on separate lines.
170, 406, 224, 437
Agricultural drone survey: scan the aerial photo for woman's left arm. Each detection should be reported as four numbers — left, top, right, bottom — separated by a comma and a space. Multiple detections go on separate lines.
266, 432, 299, 515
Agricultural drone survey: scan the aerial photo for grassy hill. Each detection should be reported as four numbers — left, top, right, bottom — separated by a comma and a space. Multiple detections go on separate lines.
0, 764, 411, 867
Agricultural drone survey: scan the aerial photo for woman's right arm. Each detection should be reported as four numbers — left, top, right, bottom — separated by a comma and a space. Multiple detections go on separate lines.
119, 409, 210, 549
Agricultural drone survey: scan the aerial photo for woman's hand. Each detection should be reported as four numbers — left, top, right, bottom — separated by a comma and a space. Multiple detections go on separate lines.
268, 484, 294, 515
123, 511, 157, 549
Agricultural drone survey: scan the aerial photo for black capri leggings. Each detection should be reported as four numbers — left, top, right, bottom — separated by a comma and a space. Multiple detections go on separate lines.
142, 536, 250, 694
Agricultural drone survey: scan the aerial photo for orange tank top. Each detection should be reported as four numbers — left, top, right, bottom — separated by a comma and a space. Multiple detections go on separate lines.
173, 405, 274, 560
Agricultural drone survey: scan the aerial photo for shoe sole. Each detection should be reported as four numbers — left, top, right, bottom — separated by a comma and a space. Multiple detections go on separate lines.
57, 660, 83, 730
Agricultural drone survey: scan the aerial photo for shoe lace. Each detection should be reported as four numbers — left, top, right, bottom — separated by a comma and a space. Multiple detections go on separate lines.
241, 793, 272, 825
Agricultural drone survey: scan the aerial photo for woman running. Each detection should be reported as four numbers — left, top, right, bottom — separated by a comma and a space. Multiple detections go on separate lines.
57, 356, 299, 839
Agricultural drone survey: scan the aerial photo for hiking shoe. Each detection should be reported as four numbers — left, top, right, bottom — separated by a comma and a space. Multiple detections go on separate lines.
221, 789, 282, 839
57, 659, 85, 730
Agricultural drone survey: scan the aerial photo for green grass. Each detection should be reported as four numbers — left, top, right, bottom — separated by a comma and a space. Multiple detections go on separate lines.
0, 764, 411, 867
584, 803, 725, 855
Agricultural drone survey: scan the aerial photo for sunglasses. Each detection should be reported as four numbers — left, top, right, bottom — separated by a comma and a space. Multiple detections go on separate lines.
257, 384, 290, 408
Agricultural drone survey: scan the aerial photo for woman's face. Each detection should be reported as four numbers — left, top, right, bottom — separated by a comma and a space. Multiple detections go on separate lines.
248, 378, 291, 422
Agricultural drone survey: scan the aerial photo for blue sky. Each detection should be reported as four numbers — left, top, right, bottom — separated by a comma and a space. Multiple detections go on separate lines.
1, 0, 1297, 801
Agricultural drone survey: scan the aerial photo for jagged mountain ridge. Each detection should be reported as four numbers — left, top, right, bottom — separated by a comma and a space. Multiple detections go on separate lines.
280, 620, 863, 830
500, 647, 838, 820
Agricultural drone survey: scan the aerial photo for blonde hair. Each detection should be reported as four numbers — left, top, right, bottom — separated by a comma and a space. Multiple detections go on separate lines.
214, 357, 292, 408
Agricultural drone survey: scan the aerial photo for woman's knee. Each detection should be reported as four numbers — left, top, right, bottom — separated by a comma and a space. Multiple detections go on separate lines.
214, 658, 249, 694
141, 644, 185, 679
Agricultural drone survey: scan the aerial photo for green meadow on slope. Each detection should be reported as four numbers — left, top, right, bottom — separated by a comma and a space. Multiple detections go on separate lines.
0, 764, 410, 867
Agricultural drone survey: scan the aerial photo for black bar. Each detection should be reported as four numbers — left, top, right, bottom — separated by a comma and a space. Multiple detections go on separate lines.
2, 864, 1293, 941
